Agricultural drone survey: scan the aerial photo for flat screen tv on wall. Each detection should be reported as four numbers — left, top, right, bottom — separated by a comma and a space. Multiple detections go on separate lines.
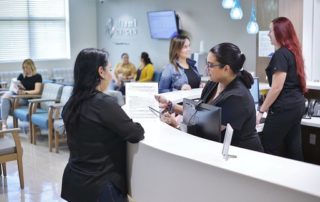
147, 10, 179, 39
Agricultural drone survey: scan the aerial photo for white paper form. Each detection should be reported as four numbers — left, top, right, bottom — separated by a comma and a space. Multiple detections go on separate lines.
125, 82, 159, 119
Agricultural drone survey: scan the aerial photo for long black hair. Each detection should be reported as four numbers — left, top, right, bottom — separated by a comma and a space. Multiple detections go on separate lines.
209, 42, 253, 88
141, 52, 152, 65
63, 48, 109, 134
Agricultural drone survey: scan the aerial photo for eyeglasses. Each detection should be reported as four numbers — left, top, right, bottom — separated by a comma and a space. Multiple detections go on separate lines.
206, 62, 224, 69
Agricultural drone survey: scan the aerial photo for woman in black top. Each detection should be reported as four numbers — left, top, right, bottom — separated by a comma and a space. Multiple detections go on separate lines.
61, 48, 144, 202
257, 17, 306, 160
156, 43, 263, 152
0, 58, 42, 129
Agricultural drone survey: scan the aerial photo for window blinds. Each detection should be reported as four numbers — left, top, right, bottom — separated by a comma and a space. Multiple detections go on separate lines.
0, 0, 70, 62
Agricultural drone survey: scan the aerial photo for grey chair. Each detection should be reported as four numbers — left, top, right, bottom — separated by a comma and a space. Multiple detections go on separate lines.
13, 83, 63, 144
48, 86, 73, 153
0, 128, 24, 189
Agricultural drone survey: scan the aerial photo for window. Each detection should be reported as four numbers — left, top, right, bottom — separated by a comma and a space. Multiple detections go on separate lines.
0, 0, 70, 62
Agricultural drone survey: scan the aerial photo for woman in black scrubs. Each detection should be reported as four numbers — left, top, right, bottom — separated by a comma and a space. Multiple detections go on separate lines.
157, 43, 263, 152
257, 17, 306, 160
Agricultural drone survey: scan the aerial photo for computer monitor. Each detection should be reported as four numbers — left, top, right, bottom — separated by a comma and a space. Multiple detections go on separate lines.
181, 98, 221, 142
249, 77, 260, 104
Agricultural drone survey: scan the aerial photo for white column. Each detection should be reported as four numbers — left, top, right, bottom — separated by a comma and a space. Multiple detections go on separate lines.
302, 0, 314, 81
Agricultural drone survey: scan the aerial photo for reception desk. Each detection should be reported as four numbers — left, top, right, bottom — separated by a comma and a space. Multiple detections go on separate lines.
125, 89, 320, 202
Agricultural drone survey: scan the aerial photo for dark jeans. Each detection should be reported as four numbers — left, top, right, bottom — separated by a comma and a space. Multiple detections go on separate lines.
262, 102, 305, 161
98, 182, 128, 202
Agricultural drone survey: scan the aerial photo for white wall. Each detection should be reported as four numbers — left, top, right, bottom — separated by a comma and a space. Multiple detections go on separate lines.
303, 0, 319, 82
97, 0, 257, 72
0, 0, 97, 76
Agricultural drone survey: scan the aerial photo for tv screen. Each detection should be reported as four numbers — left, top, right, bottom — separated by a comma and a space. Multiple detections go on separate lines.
147, 10, 178, 39
181, 98, 222, 142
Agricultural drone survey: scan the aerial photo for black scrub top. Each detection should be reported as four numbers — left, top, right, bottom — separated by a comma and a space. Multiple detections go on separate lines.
266, 47, 304, 110
201, 78, 263, 152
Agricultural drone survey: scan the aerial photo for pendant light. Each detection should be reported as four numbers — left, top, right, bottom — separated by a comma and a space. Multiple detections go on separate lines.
246, 0, 259, 34
230, 0, 243, 20
222, 0, 235, 9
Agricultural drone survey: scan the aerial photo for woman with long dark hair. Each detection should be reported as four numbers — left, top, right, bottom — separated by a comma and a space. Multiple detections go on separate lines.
136, 52, 154, 82
257, 17, 306, 160
61, 48, 144, 202
156, 43, 263, 152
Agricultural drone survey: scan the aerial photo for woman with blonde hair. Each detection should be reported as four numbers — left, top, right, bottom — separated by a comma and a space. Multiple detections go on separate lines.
0, 58, 42, 129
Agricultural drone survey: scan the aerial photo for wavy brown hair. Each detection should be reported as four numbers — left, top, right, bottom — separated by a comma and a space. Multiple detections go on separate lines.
169, 35, 190, 71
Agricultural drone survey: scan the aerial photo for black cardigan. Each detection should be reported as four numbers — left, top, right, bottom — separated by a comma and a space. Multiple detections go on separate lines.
61, 92, 144, 202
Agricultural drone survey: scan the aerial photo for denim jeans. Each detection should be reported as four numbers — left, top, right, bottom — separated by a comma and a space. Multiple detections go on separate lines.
98, 182, 128, 202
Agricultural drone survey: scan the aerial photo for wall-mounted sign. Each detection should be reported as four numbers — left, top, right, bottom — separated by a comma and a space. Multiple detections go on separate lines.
258, 31, 274, 57
105, 16, 137, 39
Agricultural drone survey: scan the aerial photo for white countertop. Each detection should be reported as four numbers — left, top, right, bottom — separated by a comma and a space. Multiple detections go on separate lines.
307, 81, 320, 90
133, 117, 320, 198
301, 117, 320, 128
159, 88, 203, 103
253, 81, 320, 91
124, 88, 320, 200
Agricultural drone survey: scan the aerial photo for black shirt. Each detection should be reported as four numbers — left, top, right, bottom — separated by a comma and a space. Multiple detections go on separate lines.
266, 47, 305, 110
17, 73, 42, 90
201, 78, 263, 152
184, 67, 201, 89
61, 93, 144, 202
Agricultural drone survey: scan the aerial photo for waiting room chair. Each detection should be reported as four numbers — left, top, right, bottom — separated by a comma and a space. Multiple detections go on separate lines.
33, 85, 72, 152
104, 90, 125, 106
152, 70, 162, 82
12, 83, 63, 143
0, 128, 24, 189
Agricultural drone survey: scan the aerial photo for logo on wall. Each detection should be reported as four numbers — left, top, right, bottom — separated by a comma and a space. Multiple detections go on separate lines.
105, 17, 115, 38
105, 16, 137, 39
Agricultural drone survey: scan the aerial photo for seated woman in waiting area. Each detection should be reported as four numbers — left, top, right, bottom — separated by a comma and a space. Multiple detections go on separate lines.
136, 52, 154, 82
0, 58, 42, 129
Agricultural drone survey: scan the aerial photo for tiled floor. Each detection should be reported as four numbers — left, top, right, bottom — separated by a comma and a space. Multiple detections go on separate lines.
0, 132, 69, 202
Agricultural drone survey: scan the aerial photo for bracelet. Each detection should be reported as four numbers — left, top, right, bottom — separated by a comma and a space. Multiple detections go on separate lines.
167, 101, 175, 114
258, 110, 264, 114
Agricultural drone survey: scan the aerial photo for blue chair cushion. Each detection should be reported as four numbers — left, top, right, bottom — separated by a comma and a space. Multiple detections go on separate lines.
31, 113, 49, 129
14, 108, 47, 122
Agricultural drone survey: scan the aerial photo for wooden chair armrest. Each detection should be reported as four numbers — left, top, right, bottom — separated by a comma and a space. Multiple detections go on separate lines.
49, 103, 65, 120
11, 94, 42, 99
0, 128, 21, 135
50, 103, 65, 109
28, 98, 60, 103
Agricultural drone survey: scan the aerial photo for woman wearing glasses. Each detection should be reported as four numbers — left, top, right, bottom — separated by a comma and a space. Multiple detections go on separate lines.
156, 43, 263, 152
159, 35, 202, 93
